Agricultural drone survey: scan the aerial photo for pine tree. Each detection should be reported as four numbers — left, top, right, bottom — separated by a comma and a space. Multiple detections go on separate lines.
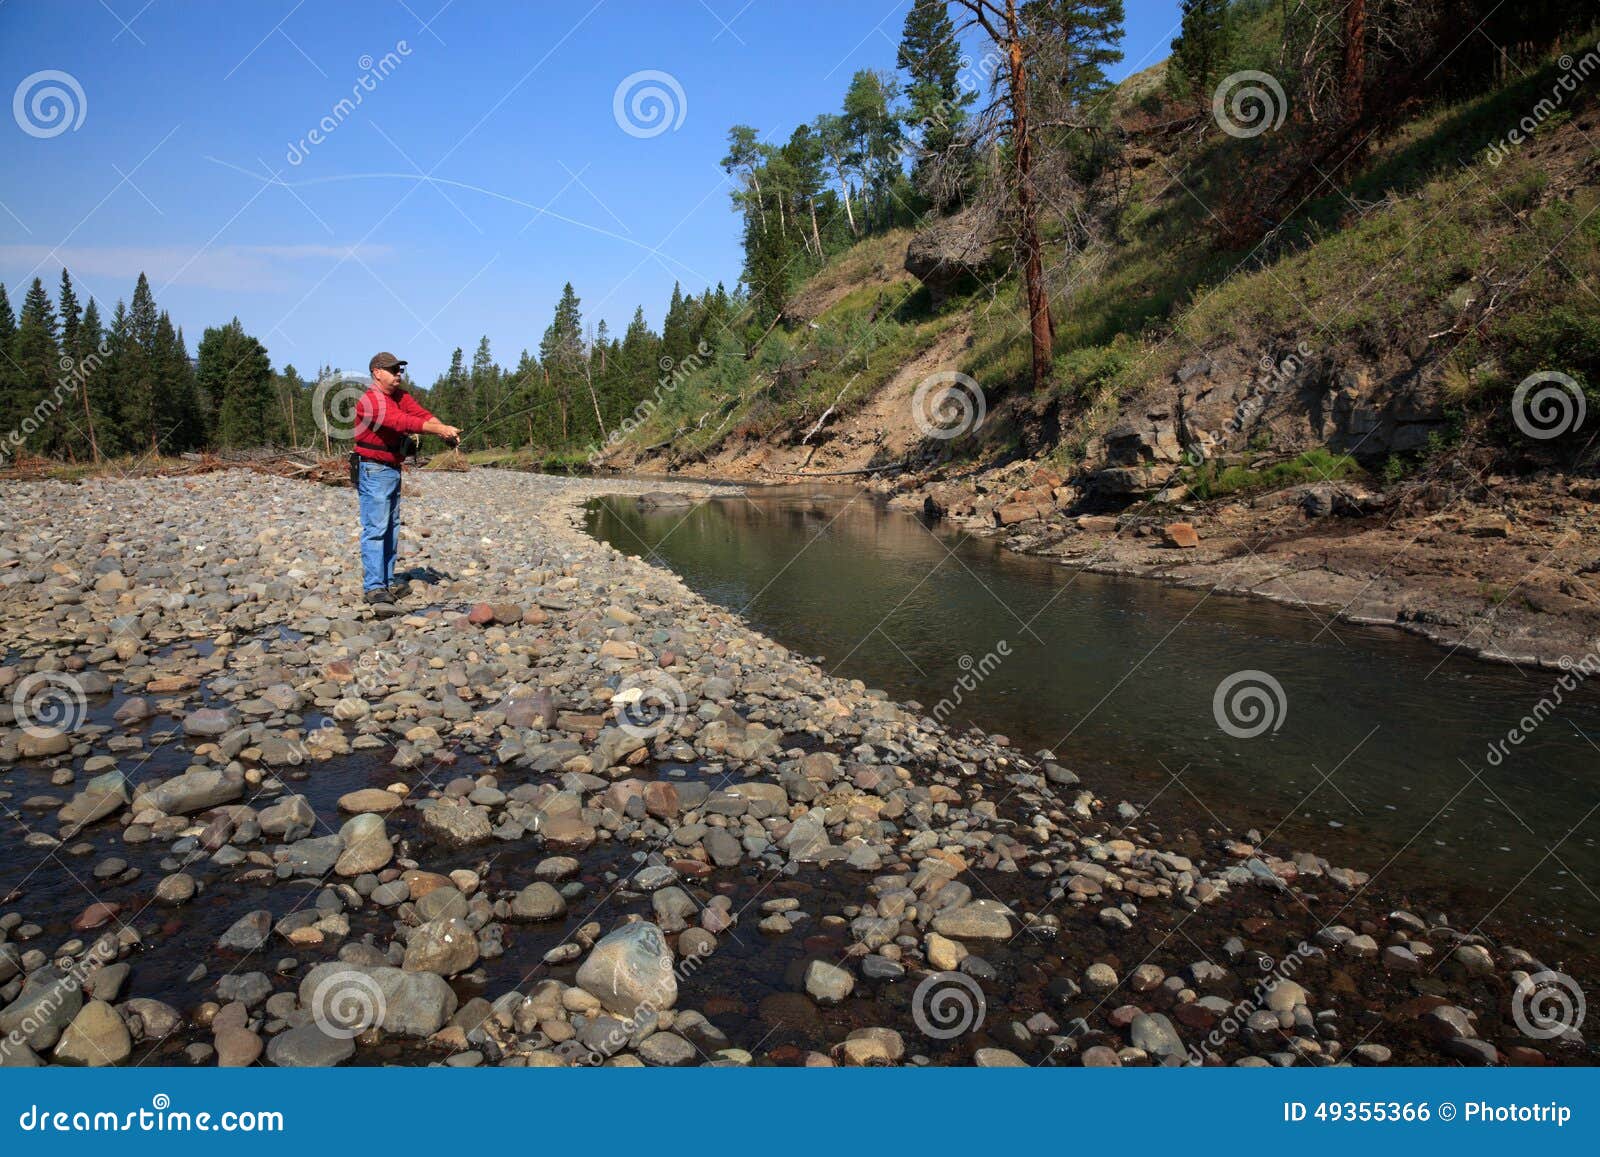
469, 335, 498, 449
0, 284, 17, 452
1170, 0, 1232, 104
57, 269, 82, 368
661, 282, 696, 370
539, 284, 585, 445
69, 296, 107, 461
159, 318, 204, 450
12, 278, 63, 456
96, 300, 134, 457
1024, 0, 1126, 111
898, 0, 975, 203
123, 274, 163, 450
199, 318, 274, 448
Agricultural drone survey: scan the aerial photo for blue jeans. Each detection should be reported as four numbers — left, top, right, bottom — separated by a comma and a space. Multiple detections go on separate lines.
356, 459, 402, 591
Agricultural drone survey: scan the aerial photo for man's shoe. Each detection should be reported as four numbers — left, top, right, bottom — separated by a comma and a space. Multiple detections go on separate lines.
387, 580, 413, 599
363, 587, 394, 605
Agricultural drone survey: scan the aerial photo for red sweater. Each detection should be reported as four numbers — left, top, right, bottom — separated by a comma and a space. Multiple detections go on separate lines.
353, 385, 435, 466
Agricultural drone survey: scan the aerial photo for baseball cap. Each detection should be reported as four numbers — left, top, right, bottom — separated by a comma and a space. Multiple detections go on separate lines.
369, 351, 408, 372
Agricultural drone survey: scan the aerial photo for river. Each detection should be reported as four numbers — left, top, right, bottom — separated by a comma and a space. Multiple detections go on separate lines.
587, 483, 1600, 965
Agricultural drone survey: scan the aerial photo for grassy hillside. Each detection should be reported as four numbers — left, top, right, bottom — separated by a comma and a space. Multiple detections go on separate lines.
606, 25, 1599, 493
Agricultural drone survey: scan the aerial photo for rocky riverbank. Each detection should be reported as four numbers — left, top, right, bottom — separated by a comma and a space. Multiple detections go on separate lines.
878, 464, 1600, 670
0, 469, 1590, 1067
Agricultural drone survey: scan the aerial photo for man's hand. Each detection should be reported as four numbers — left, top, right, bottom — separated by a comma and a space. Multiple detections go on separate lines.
423, 419, 461, 444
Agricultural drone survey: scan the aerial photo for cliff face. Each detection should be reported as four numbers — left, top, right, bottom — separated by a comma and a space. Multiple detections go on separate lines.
1083, 343, 1452, 499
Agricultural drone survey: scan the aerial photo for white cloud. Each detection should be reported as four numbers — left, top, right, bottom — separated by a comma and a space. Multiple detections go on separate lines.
0, 243, 394, 292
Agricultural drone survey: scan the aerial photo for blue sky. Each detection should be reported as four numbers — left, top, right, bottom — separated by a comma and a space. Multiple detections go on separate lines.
0, 0, 1182, 382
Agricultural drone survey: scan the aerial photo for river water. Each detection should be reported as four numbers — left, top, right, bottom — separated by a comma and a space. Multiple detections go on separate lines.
587, 484, 1600, 964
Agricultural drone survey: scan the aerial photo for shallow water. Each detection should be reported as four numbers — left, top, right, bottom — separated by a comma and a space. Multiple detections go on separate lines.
587, 485, 1600, 963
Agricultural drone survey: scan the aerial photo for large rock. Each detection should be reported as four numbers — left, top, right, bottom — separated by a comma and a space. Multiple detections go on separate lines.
337, 788, 402, 814
182, 707, 240, 737
58, 769, 129, 832
904, 203, 1001, 303
259, 794, 316, 840
53, 1000, 131, 1066
421, 801, 492, 845
217, 909, 273, 953
298, 963, 457, 1038
334, 813, 392, 876
266, 1023, 354, 1067
142, 768, 244, 815
1, 968, 83, 1049
804, 960, 855, 1005
510, 881, 568, 921
930, 900, 1014, 940
1129, 1012, 1186, 1061
402, 917, 479, 976
575, 921, 677, 1015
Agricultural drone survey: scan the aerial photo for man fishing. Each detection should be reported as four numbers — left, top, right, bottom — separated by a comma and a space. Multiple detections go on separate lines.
351, 351, 460, 605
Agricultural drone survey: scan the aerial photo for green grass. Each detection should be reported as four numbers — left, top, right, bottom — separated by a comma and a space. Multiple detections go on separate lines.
1185, 449, 1368, 500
